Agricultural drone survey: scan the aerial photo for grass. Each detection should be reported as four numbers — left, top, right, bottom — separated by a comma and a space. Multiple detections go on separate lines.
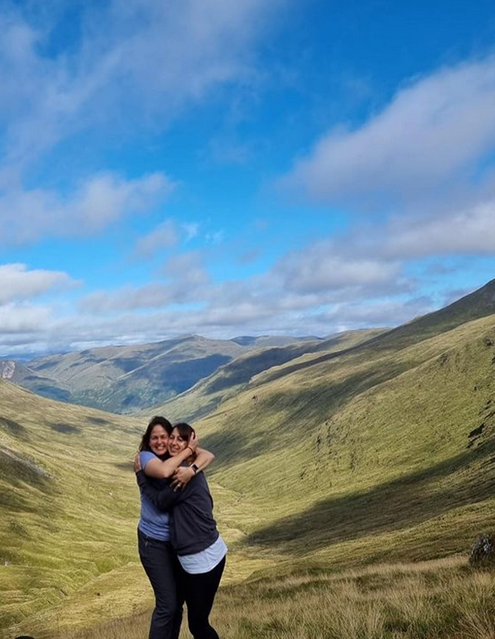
49, 556, 495, 639
5, 296, 495, 637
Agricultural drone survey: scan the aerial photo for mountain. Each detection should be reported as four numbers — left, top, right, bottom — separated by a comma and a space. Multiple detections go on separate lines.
8, 336, 245, 413
231, 335, 320, 347
7, 334, 318, 415
0, 360, 71, 402
187, 290, 495, 565
151, 329, 384, 423
5, 280, 495, 638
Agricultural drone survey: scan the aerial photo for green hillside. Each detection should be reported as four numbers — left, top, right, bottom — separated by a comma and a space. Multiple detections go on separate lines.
0, 381, 146, 636
152, 329, 383, 423
5, 281, 495, 638
189, 309, 495, 569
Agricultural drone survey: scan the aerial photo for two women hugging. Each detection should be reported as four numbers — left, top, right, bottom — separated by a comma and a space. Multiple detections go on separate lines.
135, 416, 226, 639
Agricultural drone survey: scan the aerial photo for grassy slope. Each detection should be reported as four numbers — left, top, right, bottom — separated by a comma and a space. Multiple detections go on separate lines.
0, 381, 146, 636
0, 381, 274, 638
5, 281, 495, 637
62, 556, 495, 639
151, 329, 384, 423
193, 313, 495, 570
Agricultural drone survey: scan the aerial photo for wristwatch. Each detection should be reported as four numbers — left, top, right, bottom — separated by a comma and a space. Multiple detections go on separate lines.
191, 463, 199, 474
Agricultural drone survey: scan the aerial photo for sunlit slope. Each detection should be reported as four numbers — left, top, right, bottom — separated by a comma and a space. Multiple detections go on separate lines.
0, 380, 143, 634
24, 336, 246, 413
366, 277, 495, 351
197, 313, 495, 564
154, 329, 384, 423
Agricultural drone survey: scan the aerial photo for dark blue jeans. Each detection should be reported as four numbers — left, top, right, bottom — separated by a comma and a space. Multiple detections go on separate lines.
138, 528, 182, 639
176, 555, 226, 639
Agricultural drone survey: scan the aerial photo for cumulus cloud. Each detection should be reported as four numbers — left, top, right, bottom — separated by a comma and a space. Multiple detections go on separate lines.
0, 302, 54, 335
273, 241, 403, 295
311, 297, 435, 331
281, 57, 495, 207
0, 263, 75, 305
134, 220, 179, 258
81, 251, 210, 312
385, 198, 495, 258
0, 172, 173, 245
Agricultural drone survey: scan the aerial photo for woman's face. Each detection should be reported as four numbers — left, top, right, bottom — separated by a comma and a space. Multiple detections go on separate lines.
149, 425, 169, 456
168, 428, 189, 456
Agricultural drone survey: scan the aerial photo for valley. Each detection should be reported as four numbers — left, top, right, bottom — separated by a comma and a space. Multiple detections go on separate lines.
3, 281, 495, 638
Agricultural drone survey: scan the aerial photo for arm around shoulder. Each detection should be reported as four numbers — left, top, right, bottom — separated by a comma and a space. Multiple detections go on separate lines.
194, 447, 215, 472
136, 470, 180, 511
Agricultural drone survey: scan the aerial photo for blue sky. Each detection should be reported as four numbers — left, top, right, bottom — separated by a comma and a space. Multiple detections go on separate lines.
1, 0, 495, 355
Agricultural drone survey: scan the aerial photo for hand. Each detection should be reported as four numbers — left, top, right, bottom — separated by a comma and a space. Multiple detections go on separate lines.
133, 452, 142, 474
171, 466, 195, 491
187, 432, 199, 453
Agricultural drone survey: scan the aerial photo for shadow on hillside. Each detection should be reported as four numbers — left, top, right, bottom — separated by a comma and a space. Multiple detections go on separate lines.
114, 461, 134, 472
87, 416, 110, 426
0, 417, 30, 441
205, 346, 311, 394
258, 341, 373, 386
200, 427, 266, 469
262, 362, 411, 422
201, 363, 413, 471
50, 422, 82, 434
0, 448, 56, 513
246, 439, 495, 553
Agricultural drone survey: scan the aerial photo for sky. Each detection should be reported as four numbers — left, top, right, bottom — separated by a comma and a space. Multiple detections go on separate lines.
1, 0, 495, 356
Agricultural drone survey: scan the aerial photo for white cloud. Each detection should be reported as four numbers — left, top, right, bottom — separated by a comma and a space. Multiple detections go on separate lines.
0, 302, 53, 335
0, 0, 285, 177
311, 297, 435, 330
274, 242, 402, 294
281, 57, 495, 206
0, 263, 75, 305
162, 251, 209, 287
0, 172, 173, 245
182, 223, 200, 241
135, 220, 179, 258
385, 198, 495, 258
81, 251, 210, 312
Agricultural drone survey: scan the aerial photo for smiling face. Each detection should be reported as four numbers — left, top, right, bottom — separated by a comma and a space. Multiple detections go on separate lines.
168, 427, 189, 456
149, 425, 169, 456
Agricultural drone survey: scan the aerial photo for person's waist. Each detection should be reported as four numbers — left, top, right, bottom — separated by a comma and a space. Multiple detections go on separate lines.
138, 525, 172, 544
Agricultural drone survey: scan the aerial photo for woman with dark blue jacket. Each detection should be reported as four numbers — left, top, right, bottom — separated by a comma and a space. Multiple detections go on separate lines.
135, 422, 227, 639
136, 417, 215, 639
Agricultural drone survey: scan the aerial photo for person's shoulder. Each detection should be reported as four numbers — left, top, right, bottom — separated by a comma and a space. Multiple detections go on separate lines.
140, 450, 157, 467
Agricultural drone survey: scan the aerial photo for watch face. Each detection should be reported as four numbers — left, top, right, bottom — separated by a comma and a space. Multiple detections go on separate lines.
192, 464, 199, 473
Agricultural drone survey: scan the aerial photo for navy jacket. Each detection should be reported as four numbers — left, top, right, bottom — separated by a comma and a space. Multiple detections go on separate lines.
136, 470, 219, 555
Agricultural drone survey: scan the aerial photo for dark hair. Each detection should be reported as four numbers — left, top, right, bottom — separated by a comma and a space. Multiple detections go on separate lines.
139, 416, 173, 452
172, 422, 195, 441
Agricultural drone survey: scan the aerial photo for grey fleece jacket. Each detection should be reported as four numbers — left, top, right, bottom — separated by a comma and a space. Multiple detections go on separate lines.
136, 469, 219, 555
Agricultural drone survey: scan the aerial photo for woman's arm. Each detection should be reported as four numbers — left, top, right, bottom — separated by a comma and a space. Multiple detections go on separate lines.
172, 446, 215, 487
135, 470, 180, 511
142, 433, 198, 479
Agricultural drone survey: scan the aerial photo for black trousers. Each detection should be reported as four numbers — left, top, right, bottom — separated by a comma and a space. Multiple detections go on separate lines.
176, 555, 226, 639
138, 528, 182, 639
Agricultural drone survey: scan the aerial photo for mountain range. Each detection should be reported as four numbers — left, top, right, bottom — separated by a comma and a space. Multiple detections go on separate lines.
0, 334, 319, 414
3, 278, 495, 637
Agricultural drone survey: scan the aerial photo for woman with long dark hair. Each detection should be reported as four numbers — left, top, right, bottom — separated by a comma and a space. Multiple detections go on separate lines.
135, 422, 226, 639
137, 416, 215, 639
